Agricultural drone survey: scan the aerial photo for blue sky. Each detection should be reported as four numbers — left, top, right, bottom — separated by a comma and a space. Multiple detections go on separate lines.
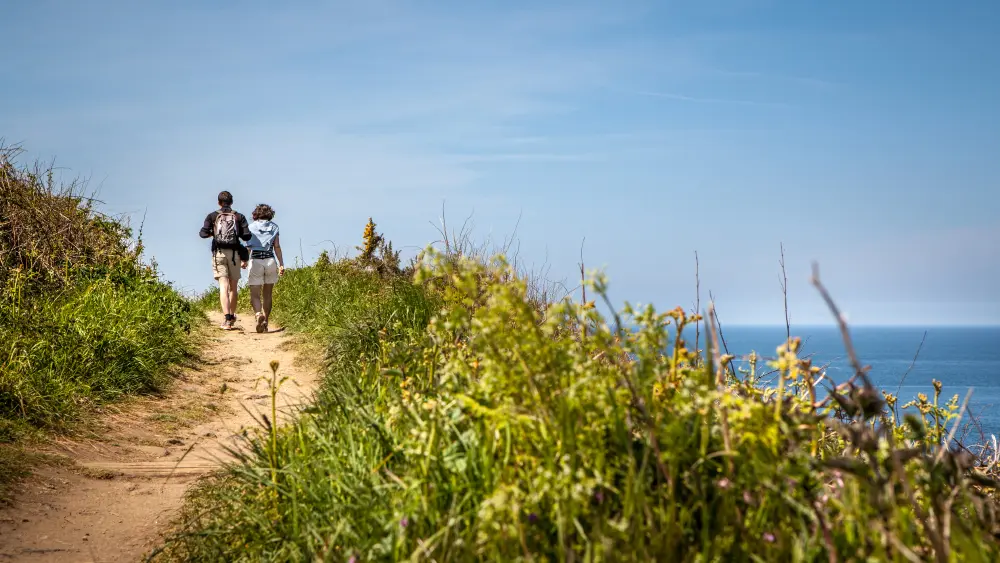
2, 0, 998, 326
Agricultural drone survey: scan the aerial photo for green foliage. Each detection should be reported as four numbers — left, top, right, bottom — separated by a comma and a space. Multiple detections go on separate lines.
1, 145, 141, 291
0, 145, 197, 442
160, 248, 1000, 562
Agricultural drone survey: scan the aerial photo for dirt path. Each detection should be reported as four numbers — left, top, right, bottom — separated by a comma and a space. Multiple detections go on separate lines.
0, 312, 320, 562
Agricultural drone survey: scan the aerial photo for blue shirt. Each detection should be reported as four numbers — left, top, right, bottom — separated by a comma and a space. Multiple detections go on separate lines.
247, 220, 279, 252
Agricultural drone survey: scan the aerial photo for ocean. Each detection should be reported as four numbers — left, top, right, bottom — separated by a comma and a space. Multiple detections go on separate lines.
685, 326, 1000, 443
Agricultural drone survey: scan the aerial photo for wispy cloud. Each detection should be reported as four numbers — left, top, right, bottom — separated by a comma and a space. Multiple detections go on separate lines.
626, 88, 792, 107
698, 67, 845, 91
456, 152, 601, 163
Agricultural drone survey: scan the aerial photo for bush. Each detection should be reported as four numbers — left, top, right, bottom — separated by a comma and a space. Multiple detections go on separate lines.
0, 145, 197, 441
159, 246, 1000, 562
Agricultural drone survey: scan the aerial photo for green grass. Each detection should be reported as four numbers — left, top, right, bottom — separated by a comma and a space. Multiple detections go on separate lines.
0, 145, 200, 450
0, 274, 196, 438
158, 247, 1000, 562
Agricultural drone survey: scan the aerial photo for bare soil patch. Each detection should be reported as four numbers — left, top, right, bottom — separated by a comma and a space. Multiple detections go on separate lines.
0, 312, 320, 562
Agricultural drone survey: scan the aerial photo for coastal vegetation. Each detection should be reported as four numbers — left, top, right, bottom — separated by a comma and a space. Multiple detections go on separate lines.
158, 221, 1000, 562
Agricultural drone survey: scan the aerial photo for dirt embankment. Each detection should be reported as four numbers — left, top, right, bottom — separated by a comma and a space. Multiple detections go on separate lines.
0, 312, 320, 562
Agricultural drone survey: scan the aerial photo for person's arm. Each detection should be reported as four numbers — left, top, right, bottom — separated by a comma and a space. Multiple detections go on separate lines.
238, 214, 252, 242
198, 213, 215, 238
237, 214, 252, 268
274, 235, 285, 275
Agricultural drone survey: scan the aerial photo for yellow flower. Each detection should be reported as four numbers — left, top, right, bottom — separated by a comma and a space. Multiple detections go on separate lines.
422, 400, 437, 411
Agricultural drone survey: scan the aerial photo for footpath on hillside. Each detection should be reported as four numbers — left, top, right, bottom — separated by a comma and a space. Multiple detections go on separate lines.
0, 312, 320, 563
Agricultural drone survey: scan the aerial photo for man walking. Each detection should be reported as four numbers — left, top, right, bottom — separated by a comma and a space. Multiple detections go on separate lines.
246, 203, 285, 333
199, 191, 252, 330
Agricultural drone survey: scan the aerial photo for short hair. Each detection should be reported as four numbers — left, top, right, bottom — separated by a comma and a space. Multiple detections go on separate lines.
252, 203, 275, 221
218, 191, 234, 206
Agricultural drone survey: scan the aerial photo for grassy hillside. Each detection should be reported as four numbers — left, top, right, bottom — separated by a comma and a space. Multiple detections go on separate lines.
159, 223, 1000, 562
0, 145, 197, 445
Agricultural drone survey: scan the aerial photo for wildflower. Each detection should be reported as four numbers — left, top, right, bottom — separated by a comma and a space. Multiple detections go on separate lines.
716, 478, 731, 489
882, 391, 897, 408
422, 399, 437, 411
527, 513, 539, 523
349, 557, 357, 563
743, 491, 754, 505
763, 532, 775, 543
400, 517, 409, 528
594, 490, 604, 504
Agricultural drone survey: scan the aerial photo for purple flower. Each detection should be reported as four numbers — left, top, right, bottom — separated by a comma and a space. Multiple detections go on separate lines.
594, 490, 604, 504
527, 513, 539, 523
763, 532, 776, 543
400, 517, 409, 529
716, 478, 731, 489
348, 557, 357, 563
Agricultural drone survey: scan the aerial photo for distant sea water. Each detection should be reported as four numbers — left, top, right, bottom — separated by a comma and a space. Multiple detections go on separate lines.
676, 326, 1000, 443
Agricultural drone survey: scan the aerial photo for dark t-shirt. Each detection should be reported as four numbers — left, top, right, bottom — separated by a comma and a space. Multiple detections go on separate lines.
199, 208, 252, 257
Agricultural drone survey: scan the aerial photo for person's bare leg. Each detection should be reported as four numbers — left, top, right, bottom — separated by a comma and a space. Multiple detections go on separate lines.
218, 277, 232, 316
251, 284, 267, 332
250, 285, 263, 315
227, 281, 239, 317
262, 284, 274, 319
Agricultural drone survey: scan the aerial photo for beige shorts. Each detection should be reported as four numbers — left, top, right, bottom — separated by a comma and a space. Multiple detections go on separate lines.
247, 257, 279, 286
212, 249, 242, 281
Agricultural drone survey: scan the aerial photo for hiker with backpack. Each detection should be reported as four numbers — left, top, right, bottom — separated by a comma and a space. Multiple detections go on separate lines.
199, 191, 252, 330
246, 203, 285, 333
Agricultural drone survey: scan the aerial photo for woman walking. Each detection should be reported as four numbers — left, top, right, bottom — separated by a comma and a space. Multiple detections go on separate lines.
246, 203, 285, 333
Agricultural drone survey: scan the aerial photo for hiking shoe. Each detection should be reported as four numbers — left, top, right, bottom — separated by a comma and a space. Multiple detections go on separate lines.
255, 312, 267, 333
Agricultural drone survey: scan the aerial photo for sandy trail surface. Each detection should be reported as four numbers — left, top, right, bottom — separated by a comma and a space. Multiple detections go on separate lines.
0, 312, 320, 562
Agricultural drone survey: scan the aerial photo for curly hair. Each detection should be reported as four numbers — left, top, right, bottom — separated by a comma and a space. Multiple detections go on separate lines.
252, 203, 275, 221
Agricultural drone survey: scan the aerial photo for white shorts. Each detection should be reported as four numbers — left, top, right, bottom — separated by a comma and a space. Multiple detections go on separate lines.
247, 257, 279, 286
